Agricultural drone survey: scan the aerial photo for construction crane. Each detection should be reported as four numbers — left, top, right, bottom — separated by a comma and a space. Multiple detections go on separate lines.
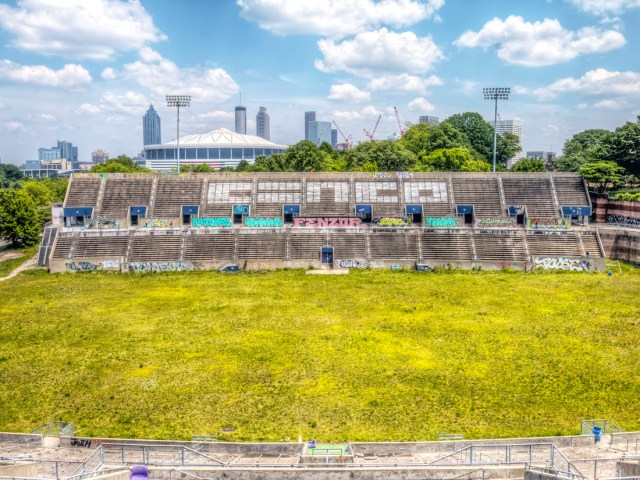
332, 120, 352, 150
363, 114, 382, 142
393, 106, 407, 137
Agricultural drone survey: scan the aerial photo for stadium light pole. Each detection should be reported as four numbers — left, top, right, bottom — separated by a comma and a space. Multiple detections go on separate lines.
483, 87, 510, 172
166, 95, 191, 172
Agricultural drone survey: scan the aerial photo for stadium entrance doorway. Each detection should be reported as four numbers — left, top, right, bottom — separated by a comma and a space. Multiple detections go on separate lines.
233, 205, 250, 225
406, 205, 422, 224
321, 246, 334, 265
509, 205, 526, 226
355, 204, 372, 223
456, 205, 474, 225
182, 206, 199, 226
63, 207, 93, 227
129, 206, 147, 227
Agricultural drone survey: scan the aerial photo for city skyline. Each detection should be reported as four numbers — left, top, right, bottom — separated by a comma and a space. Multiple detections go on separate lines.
0, 0, 638, 165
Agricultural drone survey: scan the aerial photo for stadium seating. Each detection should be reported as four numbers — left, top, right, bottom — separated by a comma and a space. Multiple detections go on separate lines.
48, 171, 603, 272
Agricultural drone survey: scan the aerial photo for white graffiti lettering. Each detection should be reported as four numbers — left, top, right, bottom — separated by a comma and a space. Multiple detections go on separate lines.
533, 257, 592, 271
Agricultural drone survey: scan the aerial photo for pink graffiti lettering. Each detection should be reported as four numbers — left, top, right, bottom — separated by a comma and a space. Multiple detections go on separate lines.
294, 217, 362, 228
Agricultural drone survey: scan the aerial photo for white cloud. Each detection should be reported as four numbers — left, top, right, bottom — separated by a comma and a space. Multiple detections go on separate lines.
0, 60, 92, 89
367, 74, 442, 93
75, 103, 102, 115
408, 97, 436, 112
568, 0, 640, 15
592, 99, 629, 109
28, 113, 57, 122
4, 121, 26, 132
453, 15, 625, 67
197, 111, 236, 120
0, 0, 166, 61
534, 68, 640, 100
333, 105, 382, 122
113, 47, 239, 102
328, 83, 371, 102
237, 0, 444, 38
101, 68, 118, 81
315, 28, 444, 77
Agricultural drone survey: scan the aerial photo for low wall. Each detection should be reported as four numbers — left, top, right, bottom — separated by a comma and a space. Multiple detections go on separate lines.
591, 194, 640, 225
616, 461, 640, 478
597, 227, 640, 263
0, 463, 38, 478
147, 465, 523, 480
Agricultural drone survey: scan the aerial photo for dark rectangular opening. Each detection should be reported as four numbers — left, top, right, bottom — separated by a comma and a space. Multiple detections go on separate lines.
355, 204, 372, 223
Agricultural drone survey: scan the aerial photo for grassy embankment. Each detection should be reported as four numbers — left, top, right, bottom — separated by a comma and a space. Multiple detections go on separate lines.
0, 268, 638, 441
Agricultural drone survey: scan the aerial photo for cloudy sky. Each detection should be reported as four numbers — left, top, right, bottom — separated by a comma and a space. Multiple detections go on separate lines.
0, 0, 639, 165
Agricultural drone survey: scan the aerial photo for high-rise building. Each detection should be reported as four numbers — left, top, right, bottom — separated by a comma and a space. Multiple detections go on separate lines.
92, 149, 110, 165
527, 151, 556, 165
143, 105, 161, 146
308, 121, 332, 146
304, 111, 316, 140
235, 105, 247, 134
57, 140, 78, 169
419, 115, 439, 125
38, 147, 61, 161
256, 107, 270, 140
331, 129, 338, 149
489, 119, 523, 140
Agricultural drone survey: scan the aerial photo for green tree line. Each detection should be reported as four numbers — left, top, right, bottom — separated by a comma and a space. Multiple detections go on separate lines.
0, 164, 68, 247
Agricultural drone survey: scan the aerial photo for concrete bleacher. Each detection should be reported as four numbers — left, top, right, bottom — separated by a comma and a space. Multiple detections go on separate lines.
47, 171, 604, 272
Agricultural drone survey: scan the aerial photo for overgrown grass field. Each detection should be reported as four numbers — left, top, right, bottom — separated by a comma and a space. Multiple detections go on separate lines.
0, 268, 638, 442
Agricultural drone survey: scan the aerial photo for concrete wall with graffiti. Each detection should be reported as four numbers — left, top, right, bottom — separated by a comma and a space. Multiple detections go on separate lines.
475, 218, 515, 228
526, 218, 571, 230
425, 217, 460, 228
129, 261, 193, 272
372, 216, 411, 227
84, 218, 120, 230
65, 259, 121, 272
140, 219, 174, 229
532, 257, 593, 271
192, 217, 232, 228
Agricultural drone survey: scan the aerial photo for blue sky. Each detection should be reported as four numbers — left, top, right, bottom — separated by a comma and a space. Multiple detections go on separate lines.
0, 0, 639, 165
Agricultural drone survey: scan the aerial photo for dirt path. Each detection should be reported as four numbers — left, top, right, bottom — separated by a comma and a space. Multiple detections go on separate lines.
0, 255, 38, 282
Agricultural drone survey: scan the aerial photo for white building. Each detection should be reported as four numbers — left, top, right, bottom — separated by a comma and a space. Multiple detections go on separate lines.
144, 128, 287, 171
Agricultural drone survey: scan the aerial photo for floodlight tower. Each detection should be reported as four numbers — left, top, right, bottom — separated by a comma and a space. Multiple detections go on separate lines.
166, 94, 191, 172
483, 87, 510, 172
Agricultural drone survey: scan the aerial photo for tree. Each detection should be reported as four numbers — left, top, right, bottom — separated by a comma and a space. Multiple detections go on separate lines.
91, 155, 151, 173
609, 117, 640, 177
554, 129, 614, 172
0, 189, 41, 247
444, 112, 494, 160
344, 140, 417, 171
496, 133, 521, 168
414, 147, 478, 172
0, 164, 23, 182
180, 164, 214, 173
511, 158, 546, 172
580, 161, 624, 193
400, 122, 470, 158
285, 140, 329, 171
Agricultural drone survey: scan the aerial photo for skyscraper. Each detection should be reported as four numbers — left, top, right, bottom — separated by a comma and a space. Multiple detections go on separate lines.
419, 115, 439, 125
92, 149, 110, 165
235, 105, 247, 134
256, 107, 270, 140
331, 129, 337, 149
143, 105, 161, 146
489, 119, 523, 140
57, 140, 78, 169
308, 121, 332, 146
304, 111, 316, 140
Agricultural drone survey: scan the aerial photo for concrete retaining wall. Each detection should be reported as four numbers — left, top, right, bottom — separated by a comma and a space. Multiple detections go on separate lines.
616, 461, 640, 478
0, 463, 38, 478
597, 227, 640, 263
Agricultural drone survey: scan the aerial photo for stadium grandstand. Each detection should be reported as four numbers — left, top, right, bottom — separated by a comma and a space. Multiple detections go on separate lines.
42, 171, 607, 273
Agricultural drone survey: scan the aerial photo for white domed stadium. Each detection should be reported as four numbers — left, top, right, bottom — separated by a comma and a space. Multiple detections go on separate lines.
144, 128, 288, 170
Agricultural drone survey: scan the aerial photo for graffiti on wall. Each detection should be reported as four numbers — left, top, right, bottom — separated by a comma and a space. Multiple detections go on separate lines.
371, 172, 413, 179
336, 259, 370, 268
66, 261, 98, 272
233, 205, 250, 215
84, 218, 120, 230
425, 217, 460, 228
191, 217, 232, 228
129, 261, 193, 272
243, 217, 284, 228
606, 213, 640, 227
140, 219, 171, 229
294, 217, 363, 227
474, 218, 515, 228
102, 259, 120, 270
71, 439, 92, 448
372, 216, 411, 227
526, 218, 571, 230
533, 257, 592, 271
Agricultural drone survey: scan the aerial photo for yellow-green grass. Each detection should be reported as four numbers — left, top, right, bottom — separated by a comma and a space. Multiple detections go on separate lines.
0, 268, 638, 442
